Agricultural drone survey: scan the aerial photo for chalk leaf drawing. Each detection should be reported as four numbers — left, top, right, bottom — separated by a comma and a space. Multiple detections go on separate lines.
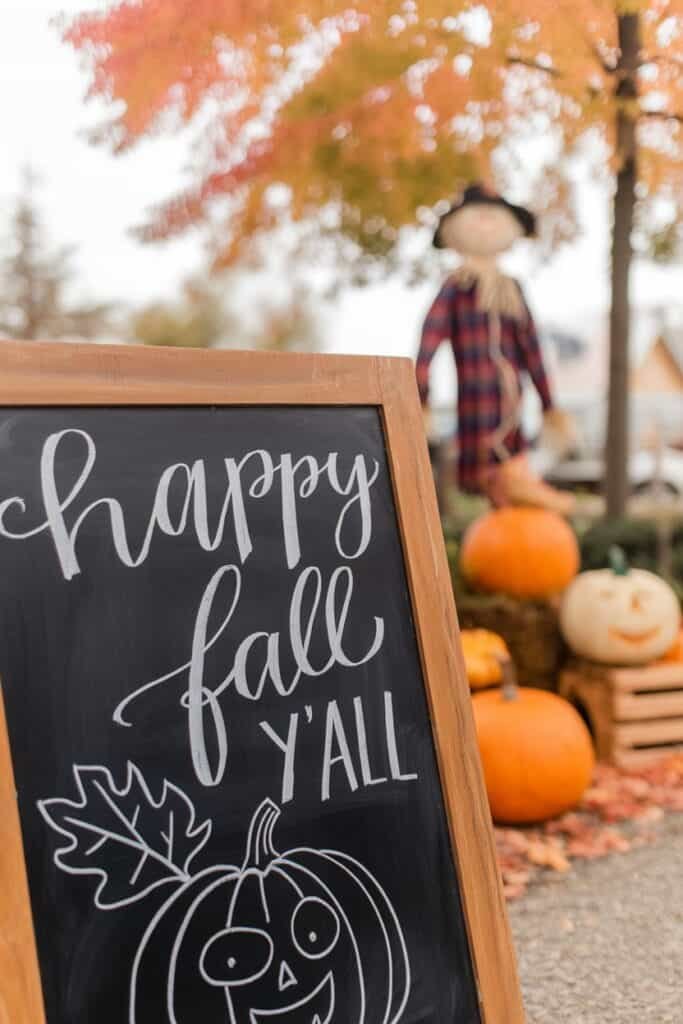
37, 763, 212, 909
40, 764, 411, 1024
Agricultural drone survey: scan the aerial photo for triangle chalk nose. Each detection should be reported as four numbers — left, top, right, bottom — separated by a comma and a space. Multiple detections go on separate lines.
278, 960, 297, 991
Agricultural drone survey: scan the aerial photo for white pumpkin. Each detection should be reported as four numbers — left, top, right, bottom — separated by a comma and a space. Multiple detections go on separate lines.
560, 551, 681, 665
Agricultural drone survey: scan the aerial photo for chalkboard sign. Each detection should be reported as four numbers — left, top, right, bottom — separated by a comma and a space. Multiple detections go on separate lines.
0, 342, 524, 1024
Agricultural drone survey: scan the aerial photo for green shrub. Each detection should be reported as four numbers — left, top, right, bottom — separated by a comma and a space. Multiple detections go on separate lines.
578, 518, 659, 572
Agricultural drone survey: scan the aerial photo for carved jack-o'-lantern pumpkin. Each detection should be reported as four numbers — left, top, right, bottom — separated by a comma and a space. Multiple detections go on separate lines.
131, 799, 410, 1023
560, 547, 681, 665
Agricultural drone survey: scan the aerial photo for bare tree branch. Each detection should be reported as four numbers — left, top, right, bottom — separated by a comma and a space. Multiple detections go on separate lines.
506, 55, 562, 78
640, 109, 683, 124
506, 52, 610, 103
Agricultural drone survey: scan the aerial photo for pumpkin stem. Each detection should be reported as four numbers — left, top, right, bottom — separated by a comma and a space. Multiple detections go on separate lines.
608, 545, 630, 576
242, 798, 281, 870
497, 656, 519, 701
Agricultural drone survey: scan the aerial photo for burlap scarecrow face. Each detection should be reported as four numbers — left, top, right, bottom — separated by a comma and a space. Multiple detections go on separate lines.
439, 203, 524, 259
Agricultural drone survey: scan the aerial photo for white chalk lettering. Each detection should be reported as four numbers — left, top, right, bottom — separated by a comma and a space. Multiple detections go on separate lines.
260, 714, 299, 804
384, 691, 418, 782
353, 696, 387, 787
115, 564, 384, 787
321, 700, 359, 801
0, 431, 379, 579
328, 453, 379, 560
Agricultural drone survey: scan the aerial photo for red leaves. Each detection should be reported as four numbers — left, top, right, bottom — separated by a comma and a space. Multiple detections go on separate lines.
496, 755, 683, 901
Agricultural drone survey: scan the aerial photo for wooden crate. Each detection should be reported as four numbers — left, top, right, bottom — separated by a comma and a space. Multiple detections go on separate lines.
559, 660, 683, 768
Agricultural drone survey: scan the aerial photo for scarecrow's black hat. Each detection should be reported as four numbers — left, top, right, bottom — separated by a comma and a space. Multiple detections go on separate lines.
433, 183, 536, 248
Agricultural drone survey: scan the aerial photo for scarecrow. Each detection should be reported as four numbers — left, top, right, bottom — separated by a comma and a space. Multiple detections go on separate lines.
417, 183, 575, 513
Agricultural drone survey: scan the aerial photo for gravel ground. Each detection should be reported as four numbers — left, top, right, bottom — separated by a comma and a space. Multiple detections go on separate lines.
509, 814, 683, 1024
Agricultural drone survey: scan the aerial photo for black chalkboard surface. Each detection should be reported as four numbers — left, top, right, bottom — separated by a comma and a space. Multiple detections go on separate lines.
0, 405, 482, 1024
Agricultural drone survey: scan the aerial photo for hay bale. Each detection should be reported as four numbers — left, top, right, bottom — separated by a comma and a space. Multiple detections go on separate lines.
445, 535, 565, 690
454, 591, 565, 691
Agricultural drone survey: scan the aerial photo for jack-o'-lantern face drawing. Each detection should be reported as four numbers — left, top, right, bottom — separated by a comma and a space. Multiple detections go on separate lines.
560, 549, 681, 665
131, 800, 411, 1024
201, 874, 341, 1023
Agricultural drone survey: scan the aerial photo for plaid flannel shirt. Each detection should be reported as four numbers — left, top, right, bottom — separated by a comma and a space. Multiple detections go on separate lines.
416, 277, 554, 492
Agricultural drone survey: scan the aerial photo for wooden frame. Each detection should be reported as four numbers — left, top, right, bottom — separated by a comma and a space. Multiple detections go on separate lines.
0, 340, 525, 1024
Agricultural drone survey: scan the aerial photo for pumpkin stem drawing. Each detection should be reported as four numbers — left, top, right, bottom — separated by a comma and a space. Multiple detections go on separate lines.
242, 797, 281, 870
39, 764, 411, 1023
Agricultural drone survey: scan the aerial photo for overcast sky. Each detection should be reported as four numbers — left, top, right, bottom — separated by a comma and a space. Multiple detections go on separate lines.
1, 0, 682, 389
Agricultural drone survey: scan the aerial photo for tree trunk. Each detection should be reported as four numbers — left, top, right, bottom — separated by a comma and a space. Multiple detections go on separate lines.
605, 13, 641, 518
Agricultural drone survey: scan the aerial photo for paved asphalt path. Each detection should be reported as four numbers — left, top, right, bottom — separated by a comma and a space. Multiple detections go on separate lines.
509, 814, 683, 1024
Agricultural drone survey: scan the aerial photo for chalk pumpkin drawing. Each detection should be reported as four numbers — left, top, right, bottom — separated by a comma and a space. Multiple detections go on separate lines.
38, 763, 411, 1023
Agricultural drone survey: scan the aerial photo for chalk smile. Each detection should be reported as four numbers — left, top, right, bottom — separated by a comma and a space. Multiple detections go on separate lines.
249, 971, 334, 1023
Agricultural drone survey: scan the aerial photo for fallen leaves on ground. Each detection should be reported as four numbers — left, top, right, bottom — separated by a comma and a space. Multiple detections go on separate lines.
496, 756, 683, 901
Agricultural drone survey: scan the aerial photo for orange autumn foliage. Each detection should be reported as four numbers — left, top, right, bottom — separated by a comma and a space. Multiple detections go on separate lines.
496, 755, 683, 900
62, 1, 683, 267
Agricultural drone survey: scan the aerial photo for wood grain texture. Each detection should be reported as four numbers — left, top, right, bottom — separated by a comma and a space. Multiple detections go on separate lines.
378, 357, 526, 1024
0, 339, 384, 405
569, 659, 683, 693
561, 662, 683, 765
0, 340, 524, 1024
0, 687, 47, 1024
614, 745, 683, 768
615, 717, 683, 746
610, 663, 683, 692
559, 673, 615, 757
615, 691, 683, 721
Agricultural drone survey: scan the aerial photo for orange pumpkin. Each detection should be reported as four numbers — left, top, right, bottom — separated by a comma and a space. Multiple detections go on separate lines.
460, 629, 510, 690
460, 507, 579, 600
472, 662, 595, 824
